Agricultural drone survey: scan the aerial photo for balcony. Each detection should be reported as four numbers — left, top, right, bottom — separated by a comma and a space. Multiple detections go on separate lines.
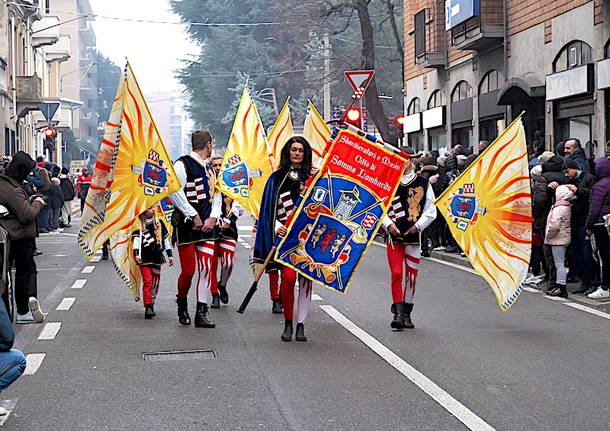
32, 15, 60, 48
414, 2, 446, 69
449, 0, 504, 51
45, 35, 71, 63
16, 75, 43, 118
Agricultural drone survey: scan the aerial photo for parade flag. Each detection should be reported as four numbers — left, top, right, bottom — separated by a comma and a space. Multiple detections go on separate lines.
267, 98, 294, 168
77, 62, 181, 299
302, 100, 331, 165
434, 116, 532, 311
218, 88, 274, 219
275, 129, 407, 294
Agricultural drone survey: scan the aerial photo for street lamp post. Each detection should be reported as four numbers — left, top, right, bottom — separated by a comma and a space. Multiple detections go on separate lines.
59, 62, 97, 93
255, 88, 279, 116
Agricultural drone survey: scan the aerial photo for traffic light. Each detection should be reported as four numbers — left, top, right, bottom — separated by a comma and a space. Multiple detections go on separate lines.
395, 116, 406, 126
345, 107, 362, 127
43, 127, 57, 154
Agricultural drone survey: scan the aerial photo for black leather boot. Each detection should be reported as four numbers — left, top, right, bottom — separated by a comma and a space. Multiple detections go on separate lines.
218, 284, 229, 304
272, 298, 283, 314
403, 302, 414, 328
194, 302, 215, 328
546, 283, 568, 298
176, 298, 191, 326
144, 304, 155, 319
295, 323, 307, 341
211, 294, 221, 309
281, 319, 293, 341
391, 303, 406, 330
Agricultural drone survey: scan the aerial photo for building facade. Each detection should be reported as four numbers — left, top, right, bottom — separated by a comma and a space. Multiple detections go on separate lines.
403, 0, 610, 158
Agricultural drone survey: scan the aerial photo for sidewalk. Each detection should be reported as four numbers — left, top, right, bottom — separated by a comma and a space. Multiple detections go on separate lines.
428, 249, 610, 313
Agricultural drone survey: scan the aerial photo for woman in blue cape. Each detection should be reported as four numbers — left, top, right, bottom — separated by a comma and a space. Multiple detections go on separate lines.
254, 136, 314, 342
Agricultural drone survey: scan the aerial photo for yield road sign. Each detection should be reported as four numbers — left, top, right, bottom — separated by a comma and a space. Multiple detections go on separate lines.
37, 102, 60, 122
344, 70, 375, 93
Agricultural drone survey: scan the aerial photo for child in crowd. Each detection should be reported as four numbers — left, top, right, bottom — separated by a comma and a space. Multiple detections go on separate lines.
132, 206, 174, 319
545, 185, 574, 298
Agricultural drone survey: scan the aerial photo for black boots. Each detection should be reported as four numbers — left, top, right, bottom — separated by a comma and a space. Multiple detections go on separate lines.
281, 319, 293, 341
272, 298, 283, 314
176, 298, 191, 326
403, 303, 414, 329
546, 283, 568, 298
195, 302, 215, 328
218, 284, 229, 304
295, 323, 307, 342
144, 304, 155, 319
211, 294, 221, 309
391, 303, 406, 330
391, 302, 414, 329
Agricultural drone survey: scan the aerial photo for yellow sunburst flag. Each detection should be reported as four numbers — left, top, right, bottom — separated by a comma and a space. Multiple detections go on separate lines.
302, 100, 331, 165
434, 115, 532, 311
77, 62, 181, 300
267, 98, 294, 169
217, 88, 274, 219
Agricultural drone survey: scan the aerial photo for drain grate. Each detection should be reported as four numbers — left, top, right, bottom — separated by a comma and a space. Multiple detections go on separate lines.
142, 349, 217, 362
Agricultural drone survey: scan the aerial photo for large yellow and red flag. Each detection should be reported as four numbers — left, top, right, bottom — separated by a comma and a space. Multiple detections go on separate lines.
77, 62, 181, 300
434, 115, 532, 311
302, 100, 331, 165
218, 88, 274, 219
267, 98, 294, 168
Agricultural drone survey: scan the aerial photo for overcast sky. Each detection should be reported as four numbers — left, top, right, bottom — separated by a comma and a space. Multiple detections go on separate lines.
90, 0, 197, 94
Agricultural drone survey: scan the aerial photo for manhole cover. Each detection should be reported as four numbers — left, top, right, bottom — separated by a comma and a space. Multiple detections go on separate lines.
142, 349, 217, 362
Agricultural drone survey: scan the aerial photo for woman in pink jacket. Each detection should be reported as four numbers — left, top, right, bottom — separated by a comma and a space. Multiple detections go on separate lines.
545, 185, 575, 298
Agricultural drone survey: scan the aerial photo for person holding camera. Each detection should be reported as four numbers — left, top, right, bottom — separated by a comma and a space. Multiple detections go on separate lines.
0, 151, 46, 323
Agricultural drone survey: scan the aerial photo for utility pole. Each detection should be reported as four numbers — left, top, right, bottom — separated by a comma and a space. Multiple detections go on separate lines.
323, 33, 331, 121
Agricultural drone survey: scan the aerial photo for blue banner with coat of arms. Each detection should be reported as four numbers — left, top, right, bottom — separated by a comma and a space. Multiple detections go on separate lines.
275, 129, 407, 294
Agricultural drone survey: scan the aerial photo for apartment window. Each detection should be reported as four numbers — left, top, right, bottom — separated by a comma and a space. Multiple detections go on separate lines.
451, 81, 473, 102
407, 98, 421, 115
553, 40, 592, 73
605, 39, 610, 59
414, 10, 426, 59
479, 70, 503, 94
428, 90, 446, 109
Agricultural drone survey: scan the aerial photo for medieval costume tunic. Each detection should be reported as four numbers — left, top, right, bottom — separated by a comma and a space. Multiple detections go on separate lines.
169, 151, 222, 310
210, 195, 243, 306
254, 167, 313, 329
382, 172, 437, 329
132, 216, 172, 306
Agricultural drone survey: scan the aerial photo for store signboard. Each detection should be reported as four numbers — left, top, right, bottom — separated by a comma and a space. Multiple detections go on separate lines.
423, 106, 445, 129
404, 113, 422, 134
546, 65, 591, 101
445, 0, 480, 30
597, 59, 610, 90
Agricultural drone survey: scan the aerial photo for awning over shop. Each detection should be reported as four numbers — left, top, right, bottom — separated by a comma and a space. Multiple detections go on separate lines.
497, 77, 545, 105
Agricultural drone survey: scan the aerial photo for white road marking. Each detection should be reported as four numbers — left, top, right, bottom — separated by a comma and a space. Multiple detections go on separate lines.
564, 302, 610, 320
544, 295, 567, 302
239, 234, 252, 238
320, 305, 496, 431
0, 399, 17, 426
56, 298, 76, 311
523, 287, 539, 293
91, 255, 101, 263
238, 225, 254, 231
70, 279, 87, 289
312, 293, 324, 301
38, 322, 62, 340
82, 266, 95, 274
23, 353, 46, 375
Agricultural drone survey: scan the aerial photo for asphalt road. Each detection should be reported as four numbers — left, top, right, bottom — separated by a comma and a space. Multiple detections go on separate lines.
6, 216, 610, 430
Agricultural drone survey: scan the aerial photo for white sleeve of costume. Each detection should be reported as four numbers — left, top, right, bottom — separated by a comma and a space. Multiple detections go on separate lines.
169, 160, 198, 218
228, 201, 244, 219
163, 236, 172, 251
415, 184, 437, 232
133, 235, 141, 251
382, 214, 393, 229
209, 192, 222, 219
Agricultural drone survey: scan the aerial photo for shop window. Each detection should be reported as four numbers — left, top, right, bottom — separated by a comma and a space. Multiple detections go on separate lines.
451, 81, 473, 102
407, 98, 421, 115
553, 40, 592, 73
479, 70, 503, 95
427, 90, 446, 109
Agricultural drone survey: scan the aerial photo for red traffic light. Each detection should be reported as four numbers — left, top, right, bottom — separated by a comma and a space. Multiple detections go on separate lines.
346, 108, 361, 123
395, 116, 406, 126
43, 128, 57, 138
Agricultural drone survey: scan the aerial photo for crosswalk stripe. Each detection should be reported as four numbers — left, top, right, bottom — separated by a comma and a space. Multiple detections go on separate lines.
38, 322, 62, 340
56, 298, 76, 311
70, 279, 87, 289
82, 266, 95, 274
23, 353, 46, 375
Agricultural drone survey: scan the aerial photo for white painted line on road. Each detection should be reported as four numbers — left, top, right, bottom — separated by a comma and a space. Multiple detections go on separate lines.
238, 225, 254, 231
91, 255, 101, 263
523, 287, 539, 293
23, 353, 46, 375
0, 399, 17, 426
239, 234, 252, 238
56, 298, 76, 311
320, 305, 496, 431
564, 302, 610, 320
312, 293, 324, 301
95, 249, 102, 255
70, 279, 87, 289
38, 322, 62, 340
82, 266, 95, 274
544, 295, 567, 302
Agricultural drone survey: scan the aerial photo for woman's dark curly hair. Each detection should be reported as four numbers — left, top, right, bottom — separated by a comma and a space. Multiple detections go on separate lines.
277, 136, 312, 180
